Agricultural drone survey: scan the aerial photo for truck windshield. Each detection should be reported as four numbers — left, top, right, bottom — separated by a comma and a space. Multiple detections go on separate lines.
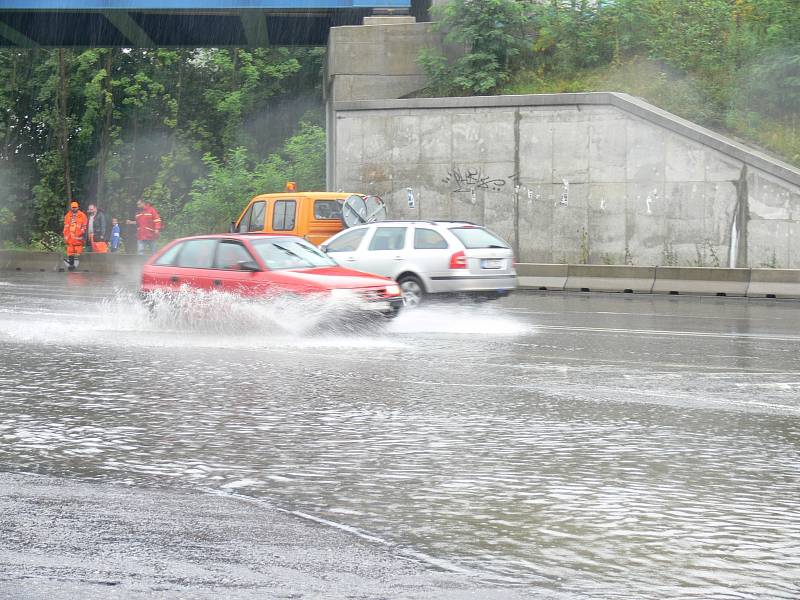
251, 238, 337, 270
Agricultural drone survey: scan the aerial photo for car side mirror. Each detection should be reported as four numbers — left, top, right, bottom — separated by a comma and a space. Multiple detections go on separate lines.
319, 245, 328, 253
238, 260, 260, 271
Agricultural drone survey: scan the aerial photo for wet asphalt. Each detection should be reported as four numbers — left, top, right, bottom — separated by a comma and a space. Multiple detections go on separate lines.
0, 472, 518, 600
1, 271, 799, 599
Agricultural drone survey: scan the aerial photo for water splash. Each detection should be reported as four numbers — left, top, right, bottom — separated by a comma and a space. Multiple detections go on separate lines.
387, 303, 533, 335
0, 287, 402, 349
104, 288, 397, 337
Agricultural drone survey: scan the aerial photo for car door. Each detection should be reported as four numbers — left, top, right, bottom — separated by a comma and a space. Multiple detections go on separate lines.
322, 227, 369, 266
212, 238, 265, 295
143, 241, 185, 291
350, 226, 409, 278
409, 226, 452, 280
170, 238, 219, 290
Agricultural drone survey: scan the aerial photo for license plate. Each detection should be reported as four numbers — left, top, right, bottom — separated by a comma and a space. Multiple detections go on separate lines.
481, 258, 503, 269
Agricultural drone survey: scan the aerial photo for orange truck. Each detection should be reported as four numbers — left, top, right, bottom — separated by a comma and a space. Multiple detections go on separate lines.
232, 183, 364, 246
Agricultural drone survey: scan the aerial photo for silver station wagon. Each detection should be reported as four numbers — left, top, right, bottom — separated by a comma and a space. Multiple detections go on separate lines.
320, 221, 517, 307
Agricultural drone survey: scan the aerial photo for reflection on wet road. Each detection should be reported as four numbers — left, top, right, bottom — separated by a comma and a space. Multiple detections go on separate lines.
1, 272, 799, 598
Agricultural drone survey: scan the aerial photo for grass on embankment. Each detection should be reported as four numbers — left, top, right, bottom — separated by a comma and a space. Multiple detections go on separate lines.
503, 58, 800, 169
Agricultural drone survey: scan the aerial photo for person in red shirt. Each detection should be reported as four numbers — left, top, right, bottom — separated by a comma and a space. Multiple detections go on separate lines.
62, 201, 88, 270
127, 199, 162, 255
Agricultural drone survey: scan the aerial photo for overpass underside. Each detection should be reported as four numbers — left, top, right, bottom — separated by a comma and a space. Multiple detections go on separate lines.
0, 0, 414, 47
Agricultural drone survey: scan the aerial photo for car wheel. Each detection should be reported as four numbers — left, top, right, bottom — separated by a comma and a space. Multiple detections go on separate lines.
398, 276, 424, 308
382, 306, 401, 319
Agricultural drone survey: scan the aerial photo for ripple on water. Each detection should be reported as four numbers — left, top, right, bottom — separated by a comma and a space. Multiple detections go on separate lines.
1, 288, 799, 599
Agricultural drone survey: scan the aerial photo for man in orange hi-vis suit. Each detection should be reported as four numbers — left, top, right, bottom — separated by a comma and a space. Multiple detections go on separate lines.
63, 201, 88, 271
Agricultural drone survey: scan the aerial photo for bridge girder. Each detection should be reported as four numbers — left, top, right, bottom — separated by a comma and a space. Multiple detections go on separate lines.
0, 1, 412, 47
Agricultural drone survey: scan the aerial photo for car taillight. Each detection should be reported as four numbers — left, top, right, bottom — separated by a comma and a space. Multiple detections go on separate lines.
449, 250, 467, 269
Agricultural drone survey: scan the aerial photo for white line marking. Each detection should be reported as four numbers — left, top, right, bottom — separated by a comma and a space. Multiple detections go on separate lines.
536, 324, 800, 342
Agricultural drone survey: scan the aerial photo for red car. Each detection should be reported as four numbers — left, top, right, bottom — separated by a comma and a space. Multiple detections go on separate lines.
140, 234, 404, 318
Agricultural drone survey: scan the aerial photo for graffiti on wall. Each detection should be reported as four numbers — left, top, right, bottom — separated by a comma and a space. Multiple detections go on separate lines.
441, 166, 582, 208
442, 167, 508, 193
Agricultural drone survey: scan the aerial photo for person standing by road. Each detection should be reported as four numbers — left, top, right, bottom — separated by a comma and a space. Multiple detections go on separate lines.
63, 201, 88, 271
127, 199, 162, 255
110, 218, 121, 252
86, 204, 109, 253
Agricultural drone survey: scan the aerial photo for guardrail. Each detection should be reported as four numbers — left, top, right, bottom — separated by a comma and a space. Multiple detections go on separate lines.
516, 263, 800, 299
2, 251, 800, 299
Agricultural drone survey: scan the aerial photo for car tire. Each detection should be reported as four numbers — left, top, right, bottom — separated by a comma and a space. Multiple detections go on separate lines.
398, 275, 424, 308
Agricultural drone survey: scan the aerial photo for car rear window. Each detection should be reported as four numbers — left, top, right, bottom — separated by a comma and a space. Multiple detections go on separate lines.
414, 228, 448, 250
251, 238, 336, 270
449, 227, 509, 249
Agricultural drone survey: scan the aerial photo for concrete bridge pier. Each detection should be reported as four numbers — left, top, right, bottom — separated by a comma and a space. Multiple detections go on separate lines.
325, 15, 449, 190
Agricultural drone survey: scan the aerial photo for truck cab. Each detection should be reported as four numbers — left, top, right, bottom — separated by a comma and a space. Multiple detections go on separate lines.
233, 184, 365, 246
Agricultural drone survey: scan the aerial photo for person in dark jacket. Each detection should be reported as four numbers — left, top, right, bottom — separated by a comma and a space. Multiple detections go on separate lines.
86, 204, 110, 253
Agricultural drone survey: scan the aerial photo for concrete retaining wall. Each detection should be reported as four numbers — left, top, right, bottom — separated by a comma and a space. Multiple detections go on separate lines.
516, 263, 800, 298
327, 89, 800, 269
0, 250, 147, 276
747, 268, 800, 299
515, 263, 568, 290
651, 266, 750, 297
564, 265, 656, 293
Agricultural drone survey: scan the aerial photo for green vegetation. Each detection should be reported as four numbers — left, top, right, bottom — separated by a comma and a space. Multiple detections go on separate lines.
0, 47, 326, 246
174, 122, 325, 237
420, 0, 800, 166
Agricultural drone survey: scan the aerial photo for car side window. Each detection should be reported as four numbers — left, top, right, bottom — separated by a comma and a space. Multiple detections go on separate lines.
214, 240, 254, 270
314, 200, 343, 220
175, 239, 217, 269
248, 201, 266, 232
368, 227, 407, 251
325, 228, 367, 252
154, 242, 183, 266
414, 228, 448, 250
273, 200, 296, 231
237, 204, 253, 233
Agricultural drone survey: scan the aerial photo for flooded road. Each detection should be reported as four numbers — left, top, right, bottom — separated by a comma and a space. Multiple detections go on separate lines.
1, 272, 799, 598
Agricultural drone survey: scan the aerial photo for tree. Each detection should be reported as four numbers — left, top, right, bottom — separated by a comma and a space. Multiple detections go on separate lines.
173, 122, 326, 236
419, 0, 531, 95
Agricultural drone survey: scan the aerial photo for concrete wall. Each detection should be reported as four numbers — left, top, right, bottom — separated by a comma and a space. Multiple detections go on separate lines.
0, 250, 146, 281
325, 16, 457, 189
328, 92, 800, 268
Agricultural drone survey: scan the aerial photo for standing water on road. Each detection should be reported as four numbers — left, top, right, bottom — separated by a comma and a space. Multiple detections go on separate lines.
1, 272, 799, 599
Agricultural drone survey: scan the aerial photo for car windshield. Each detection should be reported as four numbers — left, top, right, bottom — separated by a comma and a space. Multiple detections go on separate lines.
449, 226, 509, 249
251, 238, 337, 270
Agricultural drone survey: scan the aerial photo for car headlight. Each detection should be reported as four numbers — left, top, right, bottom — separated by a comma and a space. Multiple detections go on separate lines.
329, 288, 356, 299
386, 284, 400, 296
